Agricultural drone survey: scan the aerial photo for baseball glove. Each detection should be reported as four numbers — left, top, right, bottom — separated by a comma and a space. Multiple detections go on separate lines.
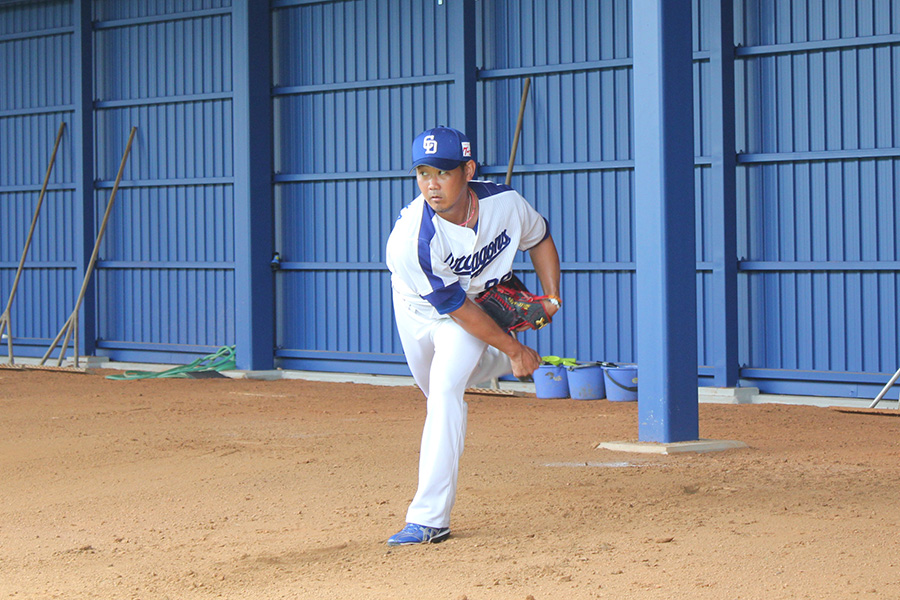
474, 274, 552, 332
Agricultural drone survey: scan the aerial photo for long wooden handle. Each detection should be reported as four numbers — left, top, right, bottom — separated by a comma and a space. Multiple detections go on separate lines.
2, 121, 66, 316
40, 126, 137, 366
70, 126, 137, 318
505, 77, 531, 186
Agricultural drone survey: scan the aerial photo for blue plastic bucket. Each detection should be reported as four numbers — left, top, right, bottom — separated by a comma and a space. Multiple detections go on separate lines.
566, 363, 605, 400
534, 365, 569, 398
603, 365, 638, 402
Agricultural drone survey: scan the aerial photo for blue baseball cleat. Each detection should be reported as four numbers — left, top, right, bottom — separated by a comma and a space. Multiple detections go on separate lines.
386, 523, 451, 546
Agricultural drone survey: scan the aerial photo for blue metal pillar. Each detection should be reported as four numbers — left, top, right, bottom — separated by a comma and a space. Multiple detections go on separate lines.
448, 0, 477, 142
633, 0, 699, 442
709, 0, 739, 387
73, 0, 95, 357
232, 0, 275, 370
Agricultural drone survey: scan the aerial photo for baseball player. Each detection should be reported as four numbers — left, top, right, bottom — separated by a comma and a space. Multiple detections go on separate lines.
385, 126, 561, 546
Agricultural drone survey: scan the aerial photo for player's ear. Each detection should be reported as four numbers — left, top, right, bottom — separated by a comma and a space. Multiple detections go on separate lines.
462, 160, 476, 181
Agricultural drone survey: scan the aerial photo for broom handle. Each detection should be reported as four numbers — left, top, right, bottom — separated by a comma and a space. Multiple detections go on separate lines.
869, 366, 900, 409
70, 126, 137, 319
2, 122, 66, 317
490, 78, 532, 389
41, 126, 137, 365
505, 77, 531, 186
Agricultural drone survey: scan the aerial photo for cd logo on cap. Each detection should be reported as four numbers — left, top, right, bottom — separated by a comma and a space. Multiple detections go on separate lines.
423, 135, 438, 154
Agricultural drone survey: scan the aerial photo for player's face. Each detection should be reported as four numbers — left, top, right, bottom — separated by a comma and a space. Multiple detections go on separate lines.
416, 162, 475, 216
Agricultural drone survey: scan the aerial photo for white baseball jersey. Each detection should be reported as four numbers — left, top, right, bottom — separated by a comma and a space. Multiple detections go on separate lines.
386, 180, 549, 318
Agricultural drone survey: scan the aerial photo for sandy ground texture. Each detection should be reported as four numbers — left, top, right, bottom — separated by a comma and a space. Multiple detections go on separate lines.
1, 369, 899, 600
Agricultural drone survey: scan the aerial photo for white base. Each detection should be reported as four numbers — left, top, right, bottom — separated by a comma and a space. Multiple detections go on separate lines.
698, 386, 758, 404
598, 439, 747, 455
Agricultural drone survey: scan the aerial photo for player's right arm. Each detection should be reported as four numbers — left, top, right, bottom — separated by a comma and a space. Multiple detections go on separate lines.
448, 300, 542, 379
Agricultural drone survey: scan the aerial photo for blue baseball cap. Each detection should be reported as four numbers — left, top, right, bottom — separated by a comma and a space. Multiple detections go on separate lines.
411, 126, 474, 170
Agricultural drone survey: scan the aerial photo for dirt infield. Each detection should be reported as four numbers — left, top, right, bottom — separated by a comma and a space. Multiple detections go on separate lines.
1, 369, 899, 600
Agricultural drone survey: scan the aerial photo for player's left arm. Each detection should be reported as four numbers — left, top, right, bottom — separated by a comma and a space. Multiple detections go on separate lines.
528, 234, 561, 318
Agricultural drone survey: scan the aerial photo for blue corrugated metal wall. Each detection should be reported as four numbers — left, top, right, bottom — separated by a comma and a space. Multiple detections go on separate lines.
476, 0, 637, 366
265, 0, 900, 395
0, 0, 237, 364
2, 0, 899, 397
736, 0, 900, 396
91, 0, 235, 361
272, 0, 640, 374
0, 1, 76, 354
272, 0, 465, 373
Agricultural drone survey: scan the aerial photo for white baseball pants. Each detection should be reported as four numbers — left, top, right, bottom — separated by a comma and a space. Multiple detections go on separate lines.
393, 292, 512, 528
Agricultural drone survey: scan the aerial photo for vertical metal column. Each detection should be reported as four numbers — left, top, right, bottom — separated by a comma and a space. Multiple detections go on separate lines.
447, 0, 477, 141
233, 0, 275, 370
633, 0, 699, 442
708, 0, 739, 387
72, 0, 95, 357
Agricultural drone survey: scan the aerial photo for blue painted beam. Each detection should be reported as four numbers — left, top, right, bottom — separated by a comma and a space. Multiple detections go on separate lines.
477, 51, 713, 81
272, 74, 456, 96
92, 7, 232, 30
0, 105, 75, 118
738, 148, 900, 163
277, 358, 413, 377
478, 58, 634, 79
95, 340, 224, 354
73, 0, 96, 358
735, 33, 900, 57
276, 349, 407, 363
94, 92, 233, 109
94, 177, 235, 188
274, 171, 411, 182
708, 0, 739, 387
93, 347, 226, 366
0, 262, 77, 269
740, 261, 900, 272
0, 183, 76, 193
96, 261, 236, 270
480, 160, 636, 175
448, 0, 477, 140
271, 0, 337, 7
633, 0, 699, 443
232, 0, 275, 370
0, 26, 74, 43
739, 368, 900, 385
